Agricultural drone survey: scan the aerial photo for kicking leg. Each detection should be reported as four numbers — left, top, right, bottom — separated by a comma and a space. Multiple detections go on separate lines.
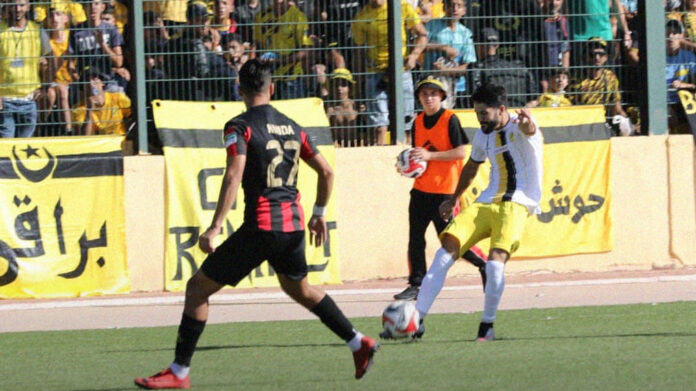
411, 234, 460, 338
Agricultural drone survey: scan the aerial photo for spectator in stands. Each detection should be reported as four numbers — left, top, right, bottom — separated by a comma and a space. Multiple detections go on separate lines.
418, 0, 445, 25
325, 68, 359, 146
307, 0, 347, 99
568, 0, 630, 66
321, 0, 367, 62
536, 68, 571, 107
351, 0, 428, 145
235, 0, 271, 45
469, 28, 539, 108
222, 33, 250, 74
212, 0, 238, 43
33, 0, 86, 26
0, 0, 52, 138
143, 0, 187, 34
422, 0, 476, 109
162, 1, 212, 101
567, 37, 628, 120
107, 0, 127, 35
665, 19, 696, 134
469, 0, 545, 73
253, 0, 314, 99
72, 66, 131, 135
143, 10, 169, 81
40, 7, 73, 134
68, 0, 124, 85
540, 0, 570, 91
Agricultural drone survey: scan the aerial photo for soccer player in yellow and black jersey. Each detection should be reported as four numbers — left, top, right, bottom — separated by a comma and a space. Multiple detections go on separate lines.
415, 83, 543, 341
134, 59, 378, 389
392, 78, 487, 303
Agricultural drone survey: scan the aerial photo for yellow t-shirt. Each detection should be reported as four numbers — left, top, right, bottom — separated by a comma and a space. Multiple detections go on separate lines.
569, 69, 621, 106
143, 0, 187, 23
0, 21, 44, 97
419, 0, 444, 19
253, 5, 313, 79
538, 92, 572, 107
113, 2, 128, 35
34, 1, 87, 25
50, 32, 71, 84
351, 1, 421, 71
73, 92, 132, 135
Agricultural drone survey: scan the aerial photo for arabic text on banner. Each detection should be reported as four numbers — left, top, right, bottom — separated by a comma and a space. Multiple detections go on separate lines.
153, 98, 341, 292
455, 106, 614, 257
0, 136, 129, 298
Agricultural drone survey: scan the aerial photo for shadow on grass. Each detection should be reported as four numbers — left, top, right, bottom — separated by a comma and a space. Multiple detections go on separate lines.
109, 341, 345, 354
378, 330, 696, 345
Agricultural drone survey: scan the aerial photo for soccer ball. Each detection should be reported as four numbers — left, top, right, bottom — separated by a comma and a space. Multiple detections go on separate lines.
396, 148, 427, 178
381, 301, 420, 339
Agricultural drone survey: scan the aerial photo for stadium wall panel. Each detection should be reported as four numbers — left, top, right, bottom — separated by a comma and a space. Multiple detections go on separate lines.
123, 136, 696, 291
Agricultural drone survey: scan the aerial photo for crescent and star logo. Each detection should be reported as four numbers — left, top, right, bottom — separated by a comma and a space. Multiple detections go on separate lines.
10, 144, 56, 183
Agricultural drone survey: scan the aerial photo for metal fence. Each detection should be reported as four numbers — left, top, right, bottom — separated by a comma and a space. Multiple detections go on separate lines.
0, 0, 688, 152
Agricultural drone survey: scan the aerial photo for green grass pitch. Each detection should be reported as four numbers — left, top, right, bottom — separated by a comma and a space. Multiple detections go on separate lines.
2, 302, 695, 390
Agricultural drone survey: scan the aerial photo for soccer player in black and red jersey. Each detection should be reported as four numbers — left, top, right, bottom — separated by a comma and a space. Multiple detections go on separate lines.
134, 59, 379, 390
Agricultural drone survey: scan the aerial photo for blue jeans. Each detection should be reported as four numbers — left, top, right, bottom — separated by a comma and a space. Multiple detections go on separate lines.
365, 71, 415, 129
0, 99, 37, 138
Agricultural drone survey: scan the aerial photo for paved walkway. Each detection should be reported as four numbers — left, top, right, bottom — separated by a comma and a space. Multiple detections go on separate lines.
1, 269, 695, 333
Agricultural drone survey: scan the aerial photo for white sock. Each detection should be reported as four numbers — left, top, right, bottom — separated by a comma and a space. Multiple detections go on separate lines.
169, 362, 190, 379
347, 331, 364, 352
415, 248, 455, 319
481, 260, 505, 323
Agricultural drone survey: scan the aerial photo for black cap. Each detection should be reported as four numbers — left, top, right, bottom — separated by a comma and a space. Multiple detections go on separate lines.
478, 27, 499, 43
186, 1, 209, 20
586, 36, 608, 52
666, 19, 685, 35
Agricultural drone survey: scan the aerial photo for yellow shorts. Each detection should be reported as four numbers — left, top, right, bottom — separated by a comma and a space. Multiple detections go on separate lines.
440, 201, 530, 257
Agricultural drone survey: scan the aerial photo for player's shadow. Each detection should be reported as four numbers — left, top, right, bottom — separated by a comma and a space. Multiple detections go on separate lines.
406, 330, 696, 345
111, 341, 344, 354
498, 331, 696, 341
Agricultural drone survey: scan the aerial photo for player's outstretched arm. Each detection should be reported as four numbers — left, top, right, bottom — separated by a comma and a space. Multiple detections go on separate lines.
305, 154, 334, 247
199, 155, 246, 253
515, 108, 537, 136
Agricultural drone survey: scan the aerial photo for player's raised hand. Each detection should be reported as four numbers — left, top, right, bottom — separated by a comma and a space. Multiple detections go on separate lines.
199, 226, 222, 254
308, 215, 327, 247
515, 108, 536, 135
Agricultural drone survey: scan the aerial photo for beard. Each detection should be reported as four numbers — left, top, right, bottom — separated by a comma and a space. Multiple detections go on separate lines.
480, 119, 498, 134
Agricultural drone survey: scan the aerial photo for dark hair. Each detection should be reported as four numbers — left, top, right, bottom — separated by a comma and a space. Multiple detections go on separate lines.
103, 4, 115, 15
471, 84, 507, 107
239, 58, 273, 95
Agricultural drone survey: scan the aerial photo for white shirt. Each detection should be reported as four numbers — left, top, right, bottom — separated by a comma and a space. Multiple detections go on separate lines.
470, 114, 544, 215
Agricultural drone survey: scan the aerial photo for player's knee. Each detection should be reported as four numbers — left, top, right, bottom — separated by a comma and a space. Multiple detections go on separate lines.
440, 234, 460, 257
489, 248, 510, 262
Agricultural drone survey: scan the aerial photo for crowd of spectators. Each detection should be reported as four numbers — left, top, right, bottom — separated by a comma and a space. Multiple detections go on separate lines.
0, 0, 694, 146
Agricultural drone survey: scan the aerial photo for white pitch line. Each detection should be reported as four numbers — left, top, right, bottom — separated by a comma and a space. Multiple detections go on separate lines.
1, 274, 695, 312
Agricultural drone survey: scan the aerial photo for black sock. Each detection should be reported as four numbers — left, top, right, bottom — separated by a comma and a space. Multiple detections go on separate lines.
462, 249, 486, 268
174, 313, 206, 366
310, 295, 357, 342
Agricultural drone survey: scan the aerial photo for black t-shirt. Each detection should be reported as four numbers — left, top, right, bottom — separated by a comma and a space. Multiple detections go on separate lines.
224, 104, 318, 232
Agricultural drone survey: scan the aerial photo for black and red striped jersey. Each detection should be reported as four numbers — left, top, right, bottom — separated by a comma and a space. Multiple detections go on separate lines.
223, 104, 318, 232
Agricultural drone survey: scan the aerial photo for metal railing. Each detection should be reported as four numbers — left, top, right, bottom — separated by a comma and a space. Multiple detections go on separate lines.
0, 0, 683, 152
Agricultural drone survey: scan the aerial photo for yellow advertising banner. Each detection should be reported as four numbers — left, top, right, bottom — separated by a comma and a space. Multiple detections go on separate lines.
455, 106, 614, 257
0, 136, 128, 298
153, 98, 341, 291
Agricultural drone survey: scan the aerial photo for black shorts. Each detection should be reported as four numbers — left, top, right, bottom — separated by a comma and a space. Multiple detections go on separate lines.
200, 224, 308, 286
